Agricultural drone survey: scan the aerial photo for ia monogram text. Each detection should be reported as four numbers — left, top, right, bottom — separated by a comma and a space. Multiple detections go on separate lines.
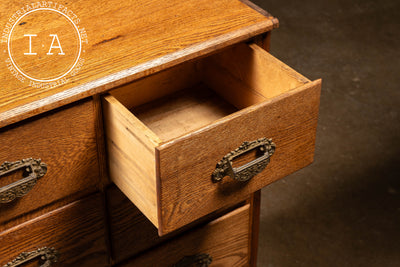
23, 34, 65, 55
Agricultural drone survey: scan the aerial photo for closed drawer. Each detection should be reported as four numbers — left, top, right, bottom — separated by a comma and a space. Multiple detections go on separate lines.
103, 43, 321, 235
120, 203, 251, 267
0, 99, 100, 228
0, 193, 108, 266
107, 185, 252, 264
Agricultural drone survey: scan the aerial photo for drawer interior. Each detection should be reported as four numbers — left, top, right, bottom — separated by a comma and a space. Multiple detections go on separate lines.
131, 85, 238, 141
108, 43, 309, 143
103, 42, 318, 235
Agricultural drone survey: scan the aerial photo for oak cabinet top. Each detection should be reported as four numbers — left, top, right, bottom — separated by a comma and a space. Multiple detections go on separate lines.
0, 0, 277, 127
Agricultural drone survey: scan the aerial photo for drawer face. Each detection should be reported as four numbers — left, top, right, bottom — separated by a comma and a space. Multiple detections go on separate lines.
120, 204, 251, 267
103, 43, 321, 235
0, 194, 108, 266
0, 99, 100, 227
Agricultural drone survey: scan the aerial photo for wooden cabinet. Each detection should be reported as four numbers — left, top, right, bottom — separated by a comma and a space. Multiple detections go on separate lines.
0, 0, 320, 266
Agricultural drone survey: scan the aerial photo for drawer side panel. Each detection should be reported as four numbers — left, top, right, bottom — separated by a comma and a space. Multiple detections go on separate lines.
103, 95, 159, 226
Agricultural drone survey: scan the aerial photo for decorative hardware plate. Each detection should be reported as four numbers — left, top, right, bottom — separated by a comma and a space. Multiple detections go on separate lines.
0, 158, 47, 203
173, 253, 213, 267
2, 247, 58, 267
212, 138, 275, 182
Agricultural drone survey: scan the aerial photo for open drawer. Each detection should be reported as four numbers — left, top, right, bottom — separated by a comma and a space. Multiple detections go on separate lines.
102, 43, 321, 235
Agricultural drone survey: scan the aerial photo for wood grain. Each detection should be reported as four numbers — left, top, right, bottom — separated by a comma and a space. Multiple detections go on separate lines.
133, 85, 238, 141
109, 61, 201, 110
249, 190, 261, 267
0, 0, 278, 128
93, 94, 111, 187
0, 99, 100, 230
120, 204, 251, 267
106, 185, 251, 264
103, 43, 321, 234
0, 193, 108, 266
253, 31, 272, 51
201, 56, 268, 110
204, 43, 310, 102
103, 95, 160, 227
106, 185, 166, 264
157, 79, 321, 234
239, 0, 279, 22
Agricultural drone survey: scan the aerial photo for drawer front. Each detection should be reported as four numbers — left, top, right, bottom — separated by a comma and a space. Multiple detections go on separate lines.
0, 193, 108, 266
120, 204, 251, 267
0, 99, 100, 227
103, 43, 321, 235
157, 80, 320, 234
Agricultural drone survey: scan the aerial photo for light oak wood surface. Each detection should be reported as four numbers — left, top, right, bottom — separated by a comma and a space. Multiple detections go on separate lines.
103, 42, 321, 235
0, 0, 278, 128
120, 204, 251, 267
0, 193, 108, 266
103, 94, 160, 226
203, 43, 310, 106
0, 99, 100, 230
157, 80, 321, 234
133, 85, 238, 141
106, 185, 253, 264
0, 1, 323, 266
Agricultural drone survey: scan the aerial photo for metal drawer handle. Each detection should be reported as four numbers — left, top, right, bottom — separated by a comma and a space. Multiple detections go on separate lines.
173, 253, 212, 267
2, 247, 58, 267
0, 158, 47, 203
212, 138, 275, 182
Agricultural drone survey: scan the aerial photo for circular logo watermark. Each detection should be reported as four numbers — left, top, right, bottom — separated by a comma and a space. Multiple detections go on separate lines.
1, 2, 88, 89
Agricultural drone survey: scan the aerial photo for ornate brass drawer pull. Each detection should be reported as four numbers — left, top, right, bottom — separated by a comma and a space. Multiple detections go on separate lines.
173, 253, 212, 267
0, 158, 47, 203
212, 138, 275, 182
2, 247, 58, 267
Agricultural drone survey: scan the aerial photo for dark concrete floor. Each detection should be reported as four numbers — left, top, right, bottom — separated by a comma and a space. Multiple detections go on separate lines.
252, 0, 400, 266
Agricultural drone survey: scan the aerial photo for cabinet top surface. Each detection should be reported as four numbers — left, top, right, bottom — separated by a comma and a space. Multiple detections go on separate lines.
0, 0, 277, 127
